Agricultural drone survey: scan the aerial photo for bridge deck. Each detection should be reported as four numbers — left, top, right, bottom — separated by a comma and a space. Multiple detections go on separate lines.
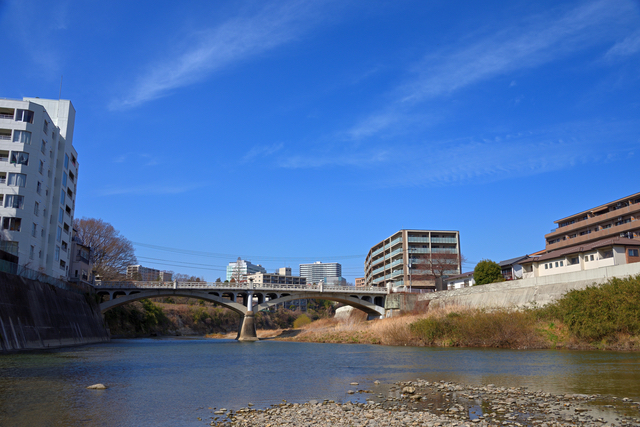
94, 281, 388, 294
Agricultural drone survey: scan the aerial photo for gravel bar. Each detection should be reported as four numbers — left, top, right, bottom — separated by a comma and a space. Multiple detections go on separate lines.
204, 379, 640, 427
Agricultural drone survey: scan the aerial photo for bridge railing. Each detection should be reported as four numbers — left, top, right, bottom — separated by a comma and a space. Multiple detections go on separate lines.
93, 280, 387, 294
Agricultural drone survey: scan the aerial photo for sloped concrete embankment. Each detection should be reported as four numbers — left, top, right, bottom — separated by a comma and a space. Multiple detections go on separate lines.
422, 263, 640, 310
0, 272, 109, 353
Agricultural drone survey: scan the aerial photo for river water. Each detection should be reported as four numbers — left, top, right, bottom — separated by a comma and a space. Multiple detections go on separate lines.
1, 338, 640, 426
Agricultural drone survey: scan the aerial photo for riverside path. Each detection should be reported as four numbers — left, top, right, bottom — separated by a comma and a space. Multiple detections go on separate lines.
93, 281, 389, 341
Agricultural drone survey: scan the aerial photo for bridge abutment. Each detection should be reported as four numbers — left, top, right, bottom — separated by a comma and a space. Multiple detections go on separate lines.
237, 311, 258, 342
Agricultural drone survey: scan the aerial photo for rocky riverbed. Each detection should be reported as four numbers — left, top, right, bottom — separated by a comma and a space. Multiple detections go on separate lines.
203, 379, 640, 427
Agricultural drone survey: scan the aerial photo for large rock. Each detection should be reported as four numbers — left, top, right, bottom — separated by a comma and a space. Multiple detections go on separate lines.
86, 384, 107, 390
334, 306, 355, 320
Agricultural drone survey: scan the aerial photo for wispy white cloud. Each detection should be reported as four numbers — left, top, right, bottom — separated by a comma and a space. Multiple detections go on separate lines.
345, 0, 637, 140
278, 148, 389, 169
243, 143, 284, 162
275, 120, 638, 187
99, 183, 205, 196
113, 152, 161, 166
111, 0, 335, 109
605, 30, 640, 58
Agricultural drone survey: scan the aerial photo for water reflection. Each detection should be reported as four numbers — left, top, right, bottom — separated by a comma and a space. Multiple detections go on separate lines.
0, 339, 639, 426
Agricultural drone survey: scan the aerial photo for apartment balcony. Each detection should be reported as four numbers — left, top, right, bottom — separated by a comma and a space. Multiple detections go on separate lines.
431, 237, 457, 244
387, 247, 404, 258
371, 246, 386, 257
546, 219, 640, 251
389, 237, 403, 247
372, 265, 386, 275
391, 269, 404, 277
390, 258, 404, 268
547, 203, 640, 238
370, 255, 385, 268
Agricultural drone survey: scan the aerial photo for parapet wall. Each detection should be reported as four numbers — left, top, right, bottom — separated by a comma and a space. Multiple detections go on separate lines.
0, 272, 109, 353
420, 263, 640, 310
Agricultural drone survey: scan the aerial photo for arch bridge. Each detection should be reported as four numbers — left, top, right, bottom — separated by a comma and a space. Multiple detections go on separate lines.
94, 281, 388, 341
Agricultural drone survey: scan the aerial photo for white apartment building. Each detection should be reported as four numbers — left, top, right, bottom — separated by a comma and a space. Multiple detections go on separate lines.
226, 257, 267, 282
299, 261, 342, 285
520, 237, 640, 278
0, 97, 79, 279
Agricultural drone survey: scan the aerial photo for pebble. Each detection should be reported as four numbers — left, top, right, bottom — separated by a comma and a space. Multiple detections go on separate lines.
207, 379, 640, 427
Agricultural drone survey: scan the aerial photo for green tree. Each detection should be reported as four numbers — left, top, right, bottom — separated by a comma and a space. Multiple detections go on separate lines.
473, 259, 503, 285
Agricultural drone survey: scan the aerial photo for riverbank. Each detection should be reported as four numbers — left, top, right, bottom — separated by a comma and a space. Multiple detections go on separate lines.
210, 378, 640, 426
255, 275, 640, 351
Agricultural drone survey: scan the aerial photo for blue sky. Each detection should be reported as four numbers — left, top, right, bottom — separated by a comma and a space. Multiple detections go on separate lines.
1, 0, 639, 283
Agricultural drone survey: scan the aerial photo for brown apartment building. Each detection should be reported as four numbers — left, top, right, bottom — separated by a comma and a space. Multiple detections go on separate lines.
544, 192, 640, 252
365, 229, 461, 291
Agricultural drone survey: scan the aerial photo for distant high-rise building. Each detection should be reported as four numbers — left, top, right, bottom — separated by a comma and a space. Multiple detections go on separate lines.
299, 261, 342, 285
0, 97, 79, 279
276, 267, 291, 276
226, 257, 266, 282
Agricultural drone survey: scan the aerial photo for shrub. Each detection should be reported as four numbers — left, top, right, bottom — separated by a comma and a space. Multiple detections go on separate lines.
540, 275, 640, 341
293, 314, 312, 329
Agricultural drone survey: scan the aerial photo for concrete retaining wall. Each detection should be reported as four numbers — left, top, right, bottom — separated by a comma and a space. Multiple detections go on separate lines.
0, 272, 109, 353
419, 263, 640, 310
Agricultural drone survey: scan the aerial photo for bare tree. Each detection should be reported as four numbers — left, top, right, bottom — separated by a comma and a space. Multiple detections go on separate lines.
408, 251, 466, 288
73, 217, 137, 280
173, 273, 204, 282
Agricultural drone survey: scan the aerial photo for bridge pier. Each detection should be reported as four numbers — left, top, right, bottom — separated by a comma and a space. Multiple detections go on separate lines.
237, 311, 258, 342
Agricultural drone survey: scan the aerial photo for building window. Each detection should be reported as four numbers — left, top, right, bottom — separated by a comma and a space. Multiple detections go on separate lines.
2, 217, 21, 231
58, 208, 64, 223
590, 254, 595, 261
544, 264, 548, 269
41, 140, 46, 154
31, 223, 37, 237
34, 202, 39, 216
61, 241, 68, 252
39, 160, 44, 174
43, 120, 49, 134
7, 173, 26, 187
12, 130, 31, 144
559, 261, 564, 266
5, 195, 24, 209
602, 250, 613, 259
64, 154, 69, 169
60, 260, 66, 269
56, 226, 62, 242
15, 109, 34, 123
569, 257, 579, 265
29, 245, 35, 260
62, 172, 67, 188
60, 190, 65, 205
630, 249, 639, 257
555, 262, 558, 268
55, 246, 60, 261
36, 181, 42, 195
10, 151, 29, 165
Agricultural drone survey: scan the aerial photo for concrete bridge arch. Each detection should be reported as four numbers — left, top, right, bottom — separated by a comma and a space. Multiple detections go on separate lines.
97, 287, 387, 341
98, 289, 248, 315
255, 293, 385, 318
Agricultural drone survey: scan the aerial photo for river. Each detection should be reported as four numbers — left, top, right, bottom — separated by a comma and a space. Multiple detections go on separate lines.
1, 338, 639, 426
